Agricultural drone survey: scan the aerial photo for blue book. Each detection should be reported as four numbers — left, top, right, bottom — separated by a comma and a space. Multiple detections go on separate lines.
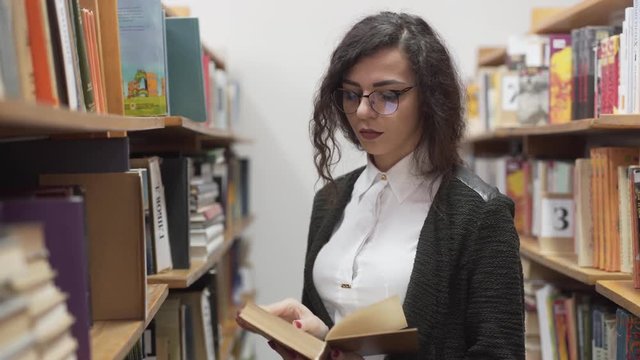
165, 17, 206, 122
118, 0, 168, 116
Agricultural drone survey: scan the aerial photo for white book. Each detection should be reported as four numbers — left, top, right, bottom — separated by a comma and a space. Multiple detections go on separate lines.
633, 0, 640, 113
53, 0, 79, 110
535, 284, 557, 360
190, 223, 224, 246
627, 7, 635, 113
619, 26, 626, 113
619, 166, 633, 273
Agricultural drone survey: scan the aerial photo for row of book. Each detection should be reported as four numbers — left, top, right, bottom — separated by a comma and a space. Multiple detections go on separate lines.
474, 148, 640, 284
0, 224, 77, 359
523, 257, 640, 360
0, 0, 238, 129
466, 21, 625, 136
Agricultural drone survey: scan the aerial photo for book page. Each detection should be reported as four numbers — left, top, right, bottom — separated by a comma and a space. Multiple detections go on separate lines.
239, 302, 326, 359
326, 296, 408, 340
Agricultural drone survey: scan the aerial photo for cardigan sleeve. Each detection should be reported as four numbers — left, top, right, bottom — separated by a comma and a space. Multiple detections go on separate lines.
464, 194, 525, 360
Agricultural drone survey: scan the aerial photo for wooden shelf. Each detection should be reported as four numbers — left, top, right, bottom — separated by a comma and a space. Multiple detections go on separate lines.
465, 114, 640, 144
596, 280, 640, 318
0, 100, 164, 138
531, 0, 632, 34
148, 215, 254, 289
519, 236, 631, 285
90, 284, 169, 360
478, 47, 507, 67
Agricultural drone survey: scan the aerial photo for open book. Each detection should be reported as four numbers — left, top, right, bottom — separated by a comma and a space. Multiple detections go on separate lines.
238, 296, 418, 359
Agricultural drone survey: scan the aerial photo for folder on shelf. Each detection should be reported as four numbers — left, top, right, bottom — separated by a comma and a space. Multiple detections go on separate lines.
39, 172, 147, 321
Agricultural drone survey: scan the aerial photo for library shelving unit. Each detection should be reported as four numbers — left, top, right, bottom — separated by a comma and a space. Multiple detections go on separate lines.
0, 99, 254, 359
466, 0, 640, 327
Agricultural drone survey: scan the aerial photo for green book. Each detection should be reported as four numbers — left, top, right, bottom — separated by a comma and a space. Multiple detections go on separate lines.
165, 17, 206, 122
69, 0, 95, 111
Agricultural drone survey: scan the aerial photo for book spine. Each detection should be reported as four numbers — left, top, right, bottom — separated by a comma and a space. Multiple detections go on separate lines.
70, 0, 95, 111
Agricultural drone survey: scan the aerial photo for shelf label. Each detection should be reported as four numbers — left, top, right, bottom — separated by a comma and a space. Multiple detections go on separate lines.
540, 195, 574, 239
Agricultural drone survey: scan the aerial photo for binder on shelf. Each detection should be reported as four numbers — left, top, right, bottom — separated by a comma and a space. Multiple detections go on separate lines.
40, 172, 147, 321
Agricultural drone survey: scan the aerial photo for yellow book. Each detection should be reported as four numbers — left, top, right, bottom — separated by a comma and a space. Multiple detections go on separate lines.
549, 46, 572, 124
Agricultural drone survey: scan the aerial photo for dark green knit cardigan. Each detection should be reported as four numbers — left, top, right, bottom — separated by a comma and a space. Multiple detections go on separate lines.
302, 166, 525, 359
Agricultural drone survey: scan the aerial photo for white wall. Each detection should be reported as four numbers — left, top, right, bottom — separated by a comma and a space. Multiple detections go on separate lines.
163, 1, 578, 358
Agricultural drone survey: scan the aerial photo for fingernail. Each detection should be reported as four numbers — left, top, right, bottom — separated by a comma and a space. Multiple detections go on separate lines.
331, 349, 341, 359
293, 320, 302, 329
267, 340, 276, 349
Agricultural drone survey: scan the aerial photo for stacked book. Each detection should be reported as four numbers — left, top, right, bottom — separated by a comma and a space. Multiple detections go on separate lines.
190, 160, 225, 262
0, 223, 77, 359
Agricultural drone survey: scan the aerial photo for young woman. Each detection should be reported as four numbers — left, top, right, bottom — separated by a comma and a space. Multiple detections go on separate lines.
244, 11, 524, 360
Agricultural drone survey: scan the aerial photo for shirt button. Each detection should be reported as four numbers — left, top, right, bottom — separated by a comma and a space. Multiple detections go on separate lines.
380, 174, 387, 181
340, 283, 352, 289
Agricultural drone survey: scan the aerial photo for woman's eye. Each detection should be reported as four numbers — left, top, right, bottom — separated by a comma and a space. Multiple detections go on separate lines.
380, 91, 397, 102
345, 91, 360, 101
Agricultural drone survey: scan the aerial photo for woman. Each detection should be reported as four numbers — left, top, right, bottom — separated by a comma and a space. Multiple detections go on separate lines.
246, 11, 524, 360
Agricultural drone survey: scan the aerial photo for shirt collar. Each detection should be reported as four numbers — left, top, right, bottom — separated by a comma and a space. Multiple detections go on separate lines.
352, 153, 426, 204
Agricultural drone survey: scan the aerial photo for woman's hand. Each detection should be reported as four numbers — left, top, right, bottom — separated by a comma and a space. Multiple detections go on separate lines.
261, 298, 329, 339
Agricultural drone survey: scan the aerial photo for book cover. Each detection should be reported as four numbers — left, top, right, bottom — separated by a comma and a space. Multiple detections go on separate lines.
549, 46, 572, 124
39, 172, 147, 321
239, 296, 418, 359
79, 0, 108, 111
117, 0, 167, 116
1, 195, 91, 359
25, 0, 59, 106
582, 27, 613, 120
12, 0, 36, 102
160, 156, 191, 269
517, 67, 549, 126
49, 0, 82, 110
166, 17, 207, 122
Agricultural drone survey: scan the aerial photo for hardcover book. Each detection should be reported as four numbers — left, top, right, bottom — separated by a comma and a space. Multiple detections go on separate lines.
239, 296, 418, 359
117, 0, 167, 116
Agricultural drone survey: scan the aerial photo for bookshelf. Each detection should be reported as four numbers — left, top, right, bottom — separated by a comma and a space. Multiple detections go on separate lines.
519, 237, 631, 285
148, 215, 255, 289
595, 280, 640, 318
530, 0, 631, 34
90, 284, 169, 360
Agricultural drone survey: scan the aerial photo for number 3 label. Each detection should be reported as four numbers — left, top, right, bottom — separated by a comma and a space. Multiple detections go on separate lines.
541, 196, 574, 238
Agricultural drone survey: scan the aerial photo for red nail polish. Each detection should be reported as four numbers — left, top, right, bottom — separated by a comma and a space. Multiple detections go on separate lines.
293, 320, 302, 329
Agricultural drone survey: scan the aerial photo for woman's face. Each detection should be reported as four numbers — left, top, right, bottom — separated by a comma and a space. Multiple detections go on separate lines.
342, 47, 422, 171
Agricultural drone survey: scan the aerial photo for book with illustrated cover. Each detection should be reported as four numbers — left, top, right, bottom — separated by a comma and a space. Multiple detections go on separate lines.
117, 0, 167, 116
239, 296, 418, 359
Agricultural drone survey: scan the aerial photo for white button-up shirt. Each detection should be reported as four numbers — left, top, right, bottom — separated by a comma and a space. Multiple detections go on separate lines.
313, 154, 440, 358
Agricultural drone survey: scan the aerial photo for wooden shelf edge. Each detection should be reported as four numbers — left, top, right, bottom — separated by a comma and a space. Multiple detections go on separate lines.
90, 284, 169, 360
0, 101, 165, 138
163, 116, 248, 143
148, 215, 255, 289
519, 236, 631, 285
595, 280, 640, 318
530, 0, 630, 34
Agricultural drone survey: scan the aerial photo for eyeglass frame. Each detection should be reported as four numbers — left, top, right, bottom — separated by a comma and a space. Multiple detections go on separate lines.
332, 86, 414, 115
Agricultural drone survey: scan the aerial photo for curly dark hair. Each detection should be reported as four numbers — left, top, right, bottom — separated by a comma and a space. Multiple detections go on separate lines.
311, 11, 465, 187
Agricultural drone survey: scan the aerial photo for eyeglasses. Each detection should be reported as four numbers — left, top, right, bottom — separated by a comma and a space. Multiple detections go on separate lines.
332, 87, 414, 115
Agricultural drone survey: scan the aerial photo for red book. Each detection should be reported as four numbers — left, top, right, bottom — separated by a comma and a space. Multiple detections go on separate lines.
202, 54, 212, 126
25, 0, 59, 106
